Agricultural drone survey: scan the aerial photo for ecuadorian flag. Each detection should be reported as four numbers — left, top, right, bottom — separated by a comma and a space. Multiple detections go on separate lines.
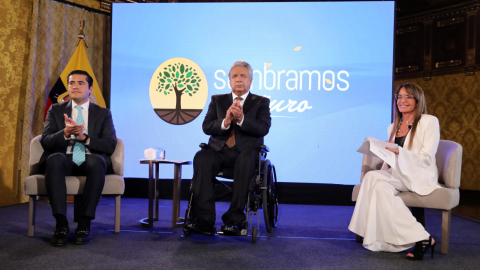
44, 39, 106, 121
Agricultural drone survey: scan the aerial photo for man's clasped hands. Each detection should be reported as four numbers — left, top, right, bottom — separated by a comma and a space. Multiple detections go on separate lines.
224, 98, 243, 126
63, 113, 87, 141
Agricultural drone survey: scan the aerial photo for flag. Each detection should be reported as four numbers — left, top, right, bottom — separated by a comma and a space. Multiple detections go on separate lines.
44, 39, 106, 121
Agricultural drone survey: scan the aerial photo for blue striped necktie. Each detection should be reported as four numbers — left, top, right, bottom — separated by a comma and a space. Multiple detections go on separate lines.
72, 105, 85, 166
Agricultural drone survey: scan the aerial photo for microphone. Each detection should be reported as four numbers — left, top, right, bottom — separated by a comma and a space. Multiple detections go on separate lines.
408, 125, 412, 129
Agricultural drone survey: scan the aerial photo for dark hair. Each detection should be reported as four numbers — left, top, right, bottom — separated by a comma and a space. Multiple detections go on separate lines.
68, 70, 93, 88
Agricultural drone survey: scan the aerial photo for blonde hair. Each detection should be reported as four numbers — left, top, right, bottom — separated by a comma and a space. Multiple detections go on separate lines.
389, 82, 427, 149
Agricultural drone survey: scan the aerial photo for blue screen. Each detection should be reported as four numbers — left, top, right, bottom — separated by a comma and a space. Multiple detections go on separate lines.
111, 2, 395, 184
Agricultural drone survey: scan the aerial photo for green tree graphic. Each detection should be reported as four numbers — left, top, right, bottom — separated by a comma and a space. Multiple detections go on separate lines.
153, 62, 204, 125
156, 63, 202, 112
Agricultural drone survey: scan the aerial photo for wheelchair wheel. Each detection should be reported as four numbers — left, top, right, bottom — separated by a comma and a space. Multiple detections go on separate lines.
262, 160, 278, 233
251, 226, 257, 244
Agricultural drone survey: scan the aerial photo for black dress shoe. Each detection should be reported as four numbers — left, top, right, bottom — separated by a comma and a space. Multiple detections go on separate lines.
221, 224, 242, 236
50, 227, 70, 246
184, 220, 215, 236
74, 226, 92, 244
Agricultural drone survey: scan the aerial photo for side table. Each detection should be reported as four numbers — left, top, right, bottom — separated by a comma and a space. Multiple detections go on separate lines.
139, 159, 192, 228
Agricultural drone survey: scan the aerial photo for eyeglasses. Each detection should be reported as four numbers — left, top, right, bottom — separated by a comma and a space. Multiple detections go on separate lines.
395, 94, 415, 100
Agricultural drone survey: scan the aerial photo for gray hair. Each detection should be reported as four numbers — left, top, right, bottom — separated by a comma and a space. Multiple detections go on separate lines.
229, 60, 253, 79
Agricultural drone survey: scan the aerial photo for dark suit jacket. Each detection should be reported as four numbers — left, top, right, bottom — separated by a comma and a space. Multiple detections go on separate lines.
203, 93, 271, 152
39, 101, 117, 174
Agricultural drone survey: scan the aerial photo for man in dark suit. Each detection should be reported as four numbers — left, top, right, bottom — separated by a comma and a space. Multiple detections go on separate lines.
186, 61, 271, 235
41, 70, 116, 246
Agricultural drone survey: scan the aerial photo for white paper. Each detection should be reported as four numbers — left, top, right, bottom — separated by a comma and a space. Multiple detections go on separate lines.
357, 137, 399, 168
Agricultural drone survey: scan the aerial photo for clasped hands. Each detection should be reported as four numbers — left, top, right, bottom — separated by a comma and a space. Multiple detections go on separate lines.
63, 113, 86, 141
225, 99, 243, 126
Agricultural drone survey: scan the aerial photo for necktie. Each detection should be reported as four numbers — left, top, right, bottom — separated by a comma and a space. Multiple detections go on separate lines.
72, 105, 86, 166
226, 97, 243, 148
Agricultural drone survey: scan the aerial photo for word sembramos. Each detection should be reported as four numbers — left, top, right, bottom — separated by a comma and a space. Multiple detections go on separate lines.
214, 66, 349, 91
213, 66, 350, 113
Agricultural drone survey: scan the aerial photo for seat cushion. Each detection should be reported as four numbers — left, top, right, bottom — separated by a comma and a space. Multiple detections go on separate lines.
25, 175, 125, 196
397, 186, 459, 210
351, 183, 459, 210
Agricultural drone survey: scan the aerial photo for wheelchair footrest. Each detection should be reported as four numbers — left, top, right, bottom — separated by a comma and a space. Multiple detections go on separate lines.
217, 224, 249, 236
184, 224, 216, 237
217, 225, 240, 236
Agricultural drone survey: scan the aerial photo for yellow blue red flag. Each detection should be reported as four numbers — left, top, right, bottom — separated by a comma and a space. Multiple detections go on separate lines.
44, 39, 106, 120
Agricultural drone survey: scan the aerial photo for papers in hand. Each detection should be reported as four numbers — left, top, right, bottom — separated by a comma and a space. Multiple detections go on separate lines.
357, 137, 399, 168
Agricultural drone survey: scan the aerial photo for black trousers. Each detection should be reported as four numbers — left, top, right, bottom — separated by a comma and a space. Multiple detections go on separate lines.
192, 145, 258, 227
45, 153, 107, 220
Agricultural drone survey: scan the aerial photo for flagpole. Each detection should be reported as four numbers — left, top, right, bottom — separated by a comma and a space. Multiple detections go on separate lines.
77, 20, 89, 48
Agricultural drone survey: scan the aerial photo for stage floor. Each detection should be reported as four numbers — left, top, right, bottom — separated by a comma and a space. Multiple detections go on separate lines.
1, 198, 479, 269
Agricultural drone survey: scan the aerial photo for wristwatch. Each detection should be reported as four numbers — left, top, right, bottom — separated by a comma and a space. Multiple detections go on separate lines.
76, 134, 89, 144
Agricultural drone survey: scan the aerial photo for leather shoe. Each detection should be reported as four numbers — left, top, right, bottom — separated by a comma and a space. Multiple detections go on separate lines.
221, 224, 242, 236
50, 227, 70, 246
74, 226, 92, 244
184, 219, 215, 236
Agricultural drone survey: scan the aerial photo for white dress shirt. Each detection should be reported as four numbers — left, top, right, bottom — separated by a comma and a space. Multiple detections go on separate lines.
71, 100, 89, 135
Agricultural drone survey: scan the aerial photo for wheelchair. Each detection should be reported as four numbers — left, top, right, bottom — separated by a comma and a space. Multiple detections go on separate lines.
183, 144, 278, 243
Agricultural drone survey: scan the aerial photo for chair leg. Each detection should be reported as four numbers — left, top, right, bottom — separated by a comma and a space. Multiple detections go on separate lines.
356, 234, 362, 243
115, 195, 121, 233
441, 210, 451, 255
28, 196, 37, 237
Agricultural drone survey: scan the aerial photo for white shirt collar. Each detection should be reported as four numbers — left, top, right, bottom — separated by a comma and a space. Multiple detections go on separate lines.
232, 91, 249, 101
71, 100, 90, 111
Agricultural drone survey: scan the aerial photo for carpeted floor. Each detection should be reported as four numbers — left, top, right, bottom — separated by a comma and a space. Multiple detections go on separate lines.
0, 198, 479, 270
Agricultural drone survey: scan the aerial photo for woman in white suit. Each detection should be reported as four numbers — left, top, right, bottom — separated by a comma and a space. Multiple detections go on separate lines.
348, 82, 440, 260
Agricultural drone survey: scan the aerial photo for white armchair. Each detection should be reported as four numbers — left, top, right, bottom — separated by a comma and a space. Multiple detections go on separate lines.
352, 139, 462, 255
24, 135, 125, 237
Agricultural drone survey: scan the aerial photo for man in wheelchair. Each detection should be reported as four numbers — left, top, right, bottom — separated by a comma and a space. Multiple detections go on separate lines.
185, 60, 271, 236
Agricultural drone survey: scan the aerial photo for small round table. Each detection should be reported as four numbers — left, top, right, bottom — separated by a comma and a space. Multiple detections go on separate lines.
139, 159, 192, 228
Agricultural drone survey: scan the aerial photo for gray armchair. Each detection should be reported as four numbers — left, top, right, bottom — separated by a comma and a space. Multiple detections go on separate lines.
25, 135, 125, 237
352, 139, 462, 255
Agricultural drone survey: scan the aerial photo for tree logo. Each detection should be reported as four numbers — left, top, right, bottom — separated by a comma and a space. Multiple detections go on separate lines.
149, 58, 208, 125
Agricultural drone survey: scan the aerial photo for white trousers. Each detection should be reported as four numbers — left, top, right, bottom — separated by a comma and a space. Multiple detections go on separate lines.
348, 169, 430, 252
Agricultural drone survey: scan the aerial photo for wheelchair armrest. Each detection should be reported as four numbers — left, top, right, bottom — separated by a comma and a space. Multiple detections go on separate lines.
258, 145, 269, 161
260, 145, 269, 153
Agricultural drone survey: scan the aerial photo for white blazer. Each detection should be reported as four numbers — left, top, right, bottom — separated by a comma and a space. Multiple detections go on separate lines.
381, 114, 441, 195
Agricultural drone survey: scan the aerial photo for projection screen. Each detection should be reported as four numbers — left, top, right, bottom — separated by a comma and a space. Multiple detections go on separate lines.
111, 1, 395, 184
